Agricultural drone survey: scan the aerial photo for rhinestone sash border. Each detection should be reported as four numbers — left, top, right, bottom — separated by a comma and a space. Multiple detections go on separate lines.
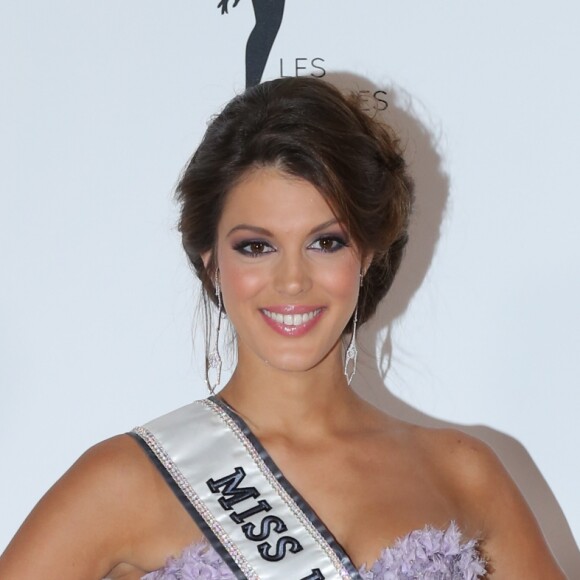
132, 425, 259, 580
201, 399, 356, 580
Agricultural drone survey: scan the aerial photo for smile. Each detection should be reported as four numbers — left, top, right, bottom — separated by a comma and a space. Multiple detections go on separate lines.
260, 307, 324, 337
261, 308, 322, 326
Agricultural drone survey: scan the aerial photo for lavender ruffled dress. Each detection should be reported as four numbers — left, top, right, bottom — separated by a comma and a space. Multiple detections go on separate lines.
143, 521, 486, 579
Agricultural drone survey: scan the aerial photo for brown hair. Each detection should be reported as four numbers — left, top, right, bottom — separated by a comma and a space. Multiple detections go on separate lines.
176, 77, 414, 331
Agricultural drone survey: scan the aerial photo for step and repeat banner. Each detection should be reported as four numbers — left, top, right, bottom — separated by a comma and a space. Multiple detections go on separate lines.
1, 1, 578, 573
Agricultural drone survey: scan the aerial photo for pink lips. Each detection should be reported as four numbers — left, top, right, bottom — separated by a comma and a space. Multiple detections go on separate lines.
260, 305, 324, 337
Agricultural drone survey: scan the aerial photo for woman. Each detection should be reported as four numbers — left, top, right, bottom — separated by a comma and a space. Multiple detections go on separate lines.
0, 77, 563, 579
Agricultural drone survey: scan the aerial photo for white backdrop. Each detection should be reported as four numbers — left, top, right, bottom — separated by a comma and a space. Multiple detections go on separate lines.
1, 1, 578, 575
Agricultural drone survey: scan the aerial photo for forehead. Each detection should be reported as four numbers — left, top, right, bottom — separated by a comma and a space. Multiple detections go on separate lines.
219, 167, 338, 232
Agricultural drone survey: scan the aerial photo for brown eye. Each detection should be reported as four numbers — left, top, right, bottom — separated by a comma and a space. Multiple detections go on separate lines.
309, 236, 347, 253
250, 242, 266, 254
233, 239, 275, 256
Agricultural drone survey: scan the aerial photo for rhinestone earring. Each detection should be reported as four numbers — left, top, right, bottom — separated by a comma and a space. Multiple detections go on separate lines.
344, 305, 358, 385
206, 271, 223, 395
344, 273, 363, 385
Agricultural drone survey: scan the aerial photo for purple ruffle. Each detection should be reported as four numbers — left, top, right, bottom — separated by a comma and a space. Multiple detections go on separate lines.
360, 522, 486, 580
142, 522, 486, 579
142, 540, 234, 580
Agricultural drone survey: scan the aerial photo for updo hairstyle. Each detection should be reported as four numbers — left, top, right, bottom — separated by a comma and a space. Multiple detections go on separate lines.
176, 76, 414, 331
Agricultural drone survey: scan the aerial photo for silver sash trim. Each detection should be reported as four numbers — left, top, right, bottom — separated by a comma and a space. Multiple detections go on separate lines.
132, 398, 362, 580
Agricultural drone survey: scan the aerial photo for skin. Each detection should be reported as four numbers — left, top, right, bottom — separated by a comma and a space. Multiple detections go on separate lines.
0, 167, 564, 578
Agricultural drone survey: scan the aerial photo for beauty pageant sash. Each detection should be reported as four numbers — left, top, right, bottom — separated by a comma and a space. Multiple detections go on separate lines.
131, 397, 362, 580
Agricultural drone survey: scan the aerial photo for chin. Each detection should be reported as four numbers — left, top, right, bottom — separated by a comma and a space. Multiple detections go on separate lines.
258, 343, 338, 375
263, 356, 319, 374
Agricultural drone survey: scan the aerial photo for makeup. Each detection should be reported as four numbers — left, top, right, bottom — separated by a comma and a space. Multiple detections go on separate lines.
260, 305, 324, 337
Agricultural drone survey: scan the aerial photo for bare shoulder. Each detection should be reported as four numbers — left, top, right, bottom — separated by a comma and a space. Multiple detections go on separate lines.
393, 424, 506, 507
364, 407, 509, 495
66, 433, 146, 480
0, 434, 176, 579
413, 426, 503, 488
411, 426, 564, 578
48, 433, 166, 526
70, 433, 163, 500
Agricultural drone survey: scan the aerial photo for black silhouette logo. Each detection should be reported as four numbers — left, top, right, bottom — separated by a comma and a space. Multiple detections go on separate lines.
217, 1, 388, 111
218, 0, 286, 88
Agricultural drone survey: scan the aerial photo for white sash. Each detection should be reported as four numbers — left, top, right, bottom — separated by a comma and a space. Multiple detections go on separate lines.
132, 398, 362, 580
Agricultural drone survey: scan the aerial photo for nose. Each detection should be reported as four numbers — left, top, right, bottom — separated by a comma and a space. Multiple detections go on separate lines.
273, 250, 312, 296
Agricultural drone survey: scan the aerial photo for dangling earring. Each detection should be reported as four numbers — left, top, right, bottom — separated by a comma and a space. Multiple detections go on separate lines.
206, 271, 223, 395
344, 273, 363, 385
344, 305, 358, 385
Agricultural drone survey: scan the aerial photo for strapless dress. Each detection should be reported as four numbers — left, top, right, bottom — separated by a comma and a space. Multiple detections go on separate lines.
142, 521, 486, 579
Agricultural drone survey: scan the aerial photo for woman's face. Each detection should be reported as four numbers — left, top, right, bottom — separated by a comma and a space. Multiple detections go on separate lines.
213, 167, 363, 376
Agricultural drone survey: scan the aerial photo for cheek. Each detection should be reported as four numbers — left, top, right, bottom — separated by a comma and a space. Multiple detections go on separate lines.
315, 254, 361, 302
319, 266, 359, 299
218, 254, 266, 314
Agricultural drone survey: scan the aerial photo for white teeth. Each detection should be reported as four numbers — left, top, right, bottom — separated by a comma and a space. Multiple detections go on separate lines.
263, 309, 320, 326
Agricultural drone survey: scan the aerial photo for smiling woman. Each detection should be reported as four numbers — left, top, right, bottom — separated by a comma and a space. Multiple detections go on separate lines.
213, 168, 362, 373
0, 78, 564, 579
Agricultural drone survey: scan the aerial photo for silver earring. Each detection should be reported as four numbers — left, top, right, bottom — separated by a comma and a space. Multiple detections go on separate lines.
344, 273, 363, 385
344, 305, 358, 385
206, 271, 223, 395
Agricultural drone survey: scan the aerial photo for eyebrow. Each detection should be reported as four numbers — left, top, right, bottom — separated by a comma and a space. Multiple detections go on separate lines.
226, 219, 341, 238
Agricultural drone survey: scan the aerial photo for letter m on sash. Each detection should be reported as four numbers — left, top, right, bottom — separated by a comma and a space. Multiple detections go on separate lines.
206, 467, 260, 510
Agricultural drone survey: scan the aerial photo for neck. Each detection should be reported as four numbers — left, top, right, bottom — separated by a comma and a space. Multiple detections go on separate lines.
217, 347, 364, 439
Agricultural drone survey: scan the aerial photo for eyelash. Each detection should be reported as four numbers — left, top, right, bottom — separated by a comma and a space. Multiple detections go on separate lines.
309, 235, 348, 253
233, 240, 275, 257
233, 235, 349, 257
